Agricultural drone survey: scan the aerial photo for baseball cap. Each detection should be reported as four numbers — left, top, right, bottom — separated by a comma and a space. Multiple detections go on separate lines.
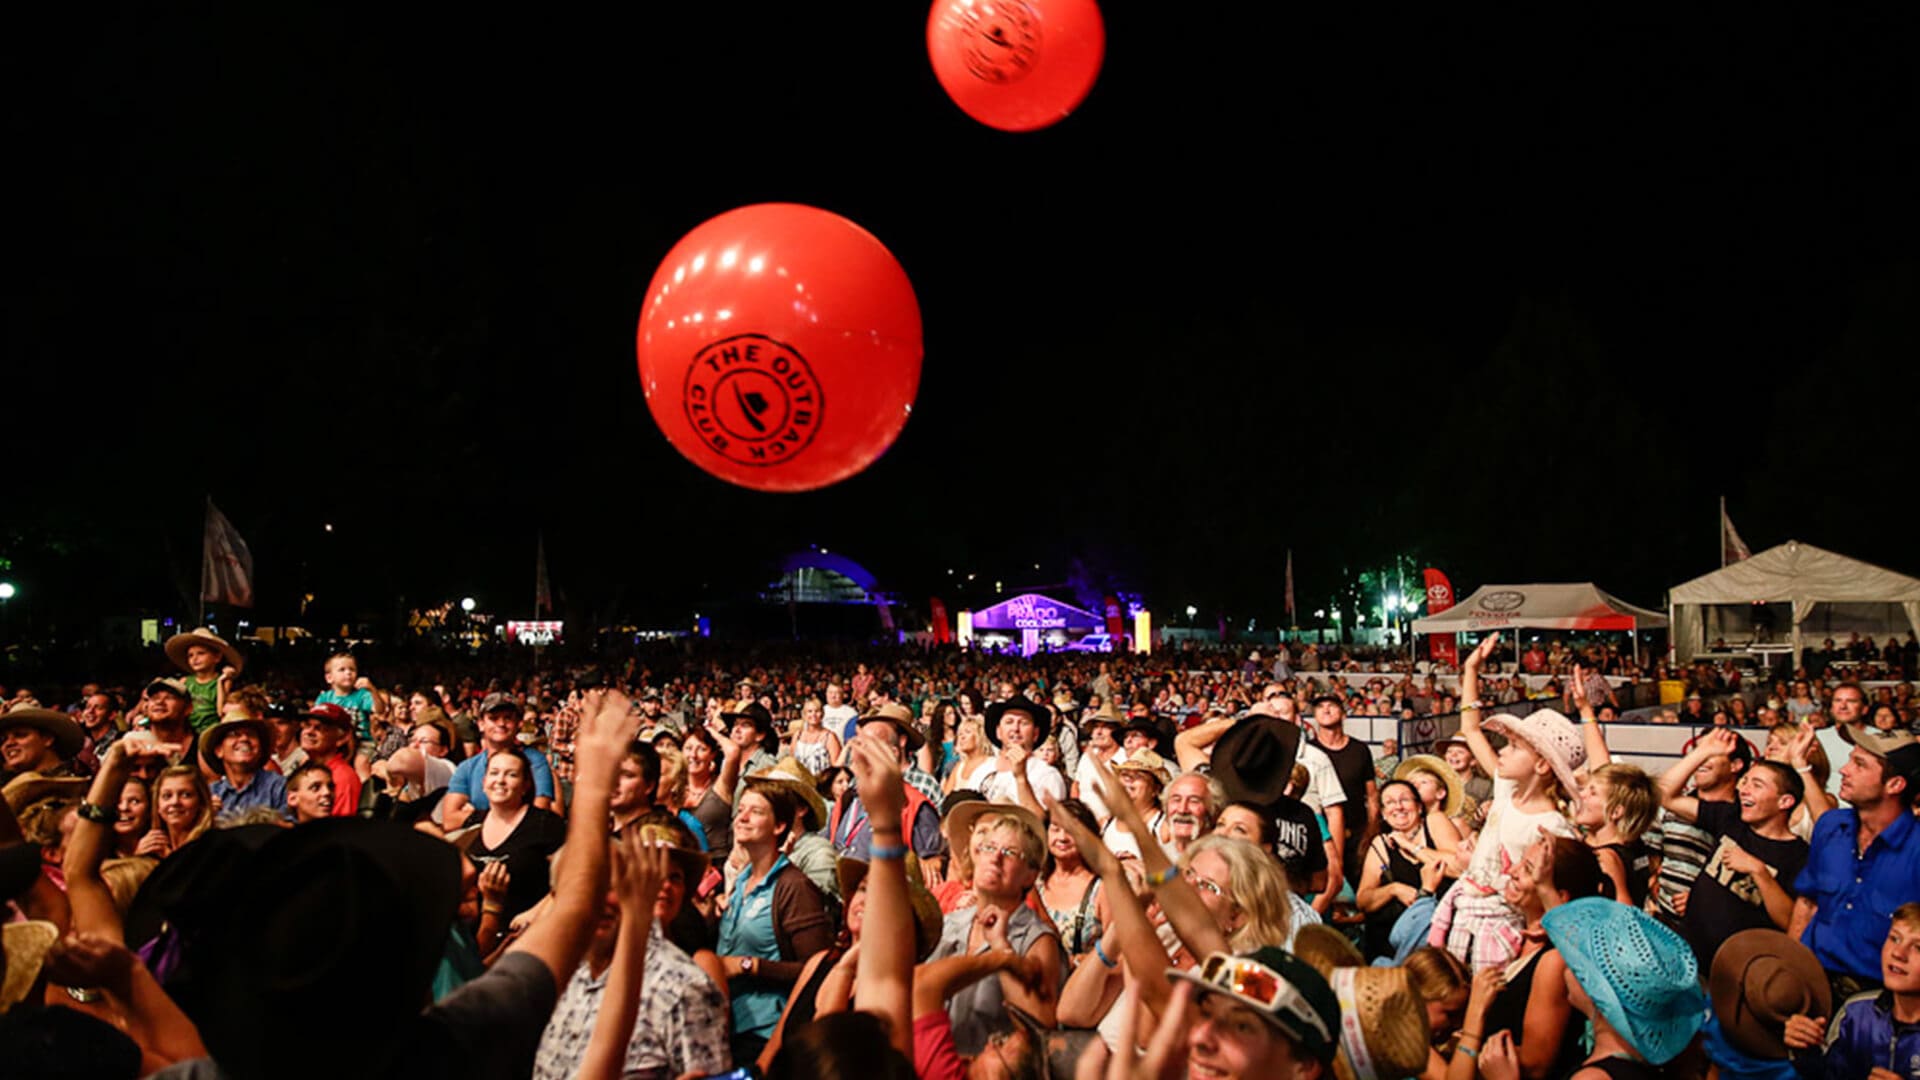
1168, 948, 1339, 1063
1838, 723, 1920, 780
480, 693, 520, 715
146, 676, 192, 699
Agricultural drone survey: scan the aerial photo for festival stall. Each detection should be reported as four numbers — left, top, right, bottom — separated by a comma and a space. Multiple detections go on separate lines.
962, 593, 1106, 657
1410, 582, 1668, 665
1668, 540, 1920, 669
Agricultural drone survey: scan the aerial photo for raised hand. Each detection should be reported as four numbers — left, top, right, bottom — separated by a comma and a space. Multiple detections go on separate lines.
613, 831, 672, 916
848, 736, 904, 826
1466, 632, 1500, 670
1048, 799, 1120, 879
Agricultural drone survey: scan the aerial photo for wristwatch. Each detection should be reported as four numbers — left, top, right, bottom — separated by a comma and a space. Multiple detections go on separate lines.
741, 956, 758, 975
77, 801, 116, 826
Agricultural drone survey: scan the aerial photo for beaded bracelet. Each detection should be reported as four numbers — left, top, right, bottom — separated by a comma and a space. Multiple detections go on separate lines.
1145, 864, 1179, 887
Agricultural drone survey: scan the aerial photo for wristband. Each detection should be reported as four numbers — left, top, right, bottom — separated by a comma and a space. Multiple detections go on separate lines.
77, 801, 116, 826
1793, 765, 1813, 774
481, 904, 505, 916
1457, 1046, 1478, 1060
1094, 938, 1119, 969
1145, 864, 1178, 887
870, 840, 908, 861
1460, 700, 1484, 712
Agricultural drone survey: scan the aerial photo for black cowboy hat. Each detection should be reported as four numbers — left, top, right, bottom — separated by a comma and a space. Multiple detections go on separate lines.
720, 702, 778, 744
185, 819, 462, 1080
984, 695, 1052, 747
1122, 714, 1177, 760
1209, 714, 1303, 806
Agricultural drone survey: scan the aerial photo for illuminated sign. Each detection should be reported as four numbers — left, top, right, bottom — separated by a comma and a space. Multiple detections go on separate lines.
505, 620, 564, 646
1005, 594, 1067, 629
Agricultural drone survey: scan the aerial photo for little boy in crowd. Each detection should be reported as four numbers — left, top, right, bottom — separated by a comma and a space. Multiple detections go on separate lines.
313, 652, 388, 774
1785, 902, 1920, 1080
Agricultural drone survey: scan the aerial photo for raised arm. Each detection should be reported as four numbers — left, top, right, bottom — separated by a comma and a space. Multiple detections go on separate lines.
1173, 715, 1236, 773
848, 736, 915, 1061
1657, 728, 1741, 823
1082, 749, 1228, 965
1457, 634, 1502, 780
579, 831, 670, 1080
1046, 801, 1182, 1019
65, 736, 180, 942
1571, 664, 1611, 769
1786, 726, 1834, 824
508, 689, 635, 982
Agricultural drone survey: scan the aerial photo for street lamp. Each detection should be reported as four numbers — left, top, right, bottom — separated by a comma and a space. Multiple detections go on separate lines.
0, 583, 15, 601
1185, 605, 1197, 620
460, 597, 476, 612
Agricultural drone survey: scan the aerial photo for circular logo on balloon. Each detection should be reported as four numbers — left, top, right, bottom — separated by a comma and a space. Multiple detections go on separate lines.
681, 334, 824, 467
957, 0, 1041, 84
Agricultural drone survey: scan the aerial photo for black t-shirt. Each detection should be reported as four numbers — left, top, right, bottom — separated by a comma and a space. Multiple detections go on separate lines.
1266, 795, 1329, 888
1680, 800, 1809, 969
466, 806, 569, 919
1319, 735, 1377, 843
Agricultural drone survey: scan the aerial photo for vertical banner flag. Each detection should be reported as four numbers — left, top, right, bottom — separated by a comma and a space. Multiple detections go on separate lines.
535, 532, 553, 614
1285, 550, 1296, 625
1104, 594, 1126, 640
930, 597, 953, 644
1422, 567, 1456, 667
201, 499, 256, 608
1720, 497, 1751, 567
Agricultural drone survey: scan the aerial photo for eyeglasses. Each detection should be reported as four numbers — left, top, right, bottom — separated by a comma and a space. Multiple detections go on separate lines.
1192, 953, 1331, 1045
1184, 868, 1227, 897
973, 841, 1029, 865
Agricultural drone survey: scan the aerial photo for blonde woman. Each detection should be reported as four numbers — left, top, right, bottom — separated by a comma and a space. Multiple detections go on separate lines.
941, 716, 991, 796
789, 697, 839, 778
141, 764, 215, 858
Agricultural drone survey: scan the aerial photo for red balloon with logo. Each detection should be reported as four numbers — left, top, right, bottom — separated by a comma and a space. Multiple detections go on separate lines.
927, 0, 1105, 132
635, 204, 922, 493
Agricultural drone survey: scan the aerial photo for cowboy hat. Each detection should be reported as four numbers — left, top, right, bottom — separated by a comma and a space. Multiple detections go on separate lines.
2, 772, 89, 814
1121, 714, 1176, 759
2, 920, 58, 1012
721, 702, 778, 744
1482, 708, 1587, 800
1209, 714, 1302, 806
1393, 754, 1465, 817
185, 820, 462, 1079
942, 800, 1045, 864
164, 628, 243, 673
1112, 748, 1173, 788
857, 702, 925, 754
629, 821, 711, 886
199, 715, 273, 770
837, 853, 944, 960
984, 696, 1052, 747
1323, 966, 1431, 1080
1082, 701, 1126, 730
1709, 929, 1831, 1060
745, 757, 828, 833
0, 707, 85, 761
1542, 897, 1707, 1065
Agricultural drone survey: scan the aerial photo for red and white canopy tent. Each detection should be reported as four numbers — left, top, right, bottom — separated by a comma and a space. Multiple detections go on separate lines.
1410, 582, 1668, 665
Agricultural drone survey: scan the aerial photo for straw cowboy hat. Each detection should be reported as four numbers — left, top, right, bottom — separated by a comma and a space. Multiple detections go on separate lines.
1542, 897, 1707, 1066
164, 628, 244, 673
745, 756, 828, 833
1482, 708, 1587, 799
1393, 754, 1465, 817
1290, 925, 1431, 1080
857, 702, 925, 754
629, 821, 711, 886
837, 853, 945, 960
2, 772, 90, 814
942, 800, 1045, 863
1112, 748, 1174, 788
2, 920, 59, 1012
0, 707, 86, 761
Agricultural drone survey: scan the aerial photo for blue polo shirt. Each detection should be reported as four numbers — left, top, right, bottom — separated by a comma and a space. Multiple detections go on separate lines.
447, 747, 555, 812
1794, 806, 1920, 980
211, 770, 287, 819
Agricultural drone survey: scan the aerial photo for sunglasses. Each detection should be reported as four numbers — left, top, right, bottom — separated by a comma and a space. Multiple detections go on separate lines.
1191, 953, 1331, 1045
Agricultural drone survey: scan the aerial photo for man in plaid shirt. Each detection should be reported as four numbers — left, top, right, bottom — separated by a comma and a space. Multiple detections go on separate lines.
547, 694, 582, 804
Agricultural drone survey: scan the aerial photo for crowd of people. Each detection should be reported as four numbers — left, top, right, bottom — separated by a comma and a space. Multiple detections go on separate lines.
1, 625, 1916, 1079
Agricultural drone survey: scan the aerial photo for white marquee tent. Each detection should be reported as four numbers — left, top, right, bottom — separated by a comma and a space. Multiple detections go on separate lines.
1668, 540, 1920, 667
1412, 583, 1668, 663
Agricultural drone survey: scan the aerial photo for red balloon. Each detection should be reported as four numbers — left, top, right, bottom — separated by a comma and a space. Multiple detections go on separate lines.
635, 204, 922, 493
927, 0, 1105, 132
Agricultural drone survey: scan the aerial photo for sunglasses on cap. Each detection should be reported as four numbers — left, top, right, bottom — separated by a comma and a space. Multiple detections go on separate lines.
1190, 953, 1331, 1045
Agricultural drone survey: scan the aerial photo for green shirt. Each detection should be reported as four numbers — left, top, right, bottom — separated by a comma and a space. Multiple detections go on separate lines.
186, 675, 221, 733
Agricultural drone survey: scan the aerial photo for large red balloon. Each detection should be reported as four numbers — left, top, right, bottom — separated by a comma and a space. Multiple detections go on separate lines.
635, 204, 922, 493
927, 0, 1105, 132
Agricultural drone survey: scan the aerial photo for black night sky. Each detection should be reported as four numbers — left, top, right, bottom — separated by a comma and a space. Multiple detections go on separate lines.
9, 5, 1918, 635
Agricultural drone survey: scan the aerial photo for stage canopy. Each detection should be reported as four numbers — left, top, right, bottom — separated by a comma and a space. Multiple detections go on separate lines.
1411, 583, 1669, 635
969, 593, 1104, 632
1668, 540, 1920, 666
